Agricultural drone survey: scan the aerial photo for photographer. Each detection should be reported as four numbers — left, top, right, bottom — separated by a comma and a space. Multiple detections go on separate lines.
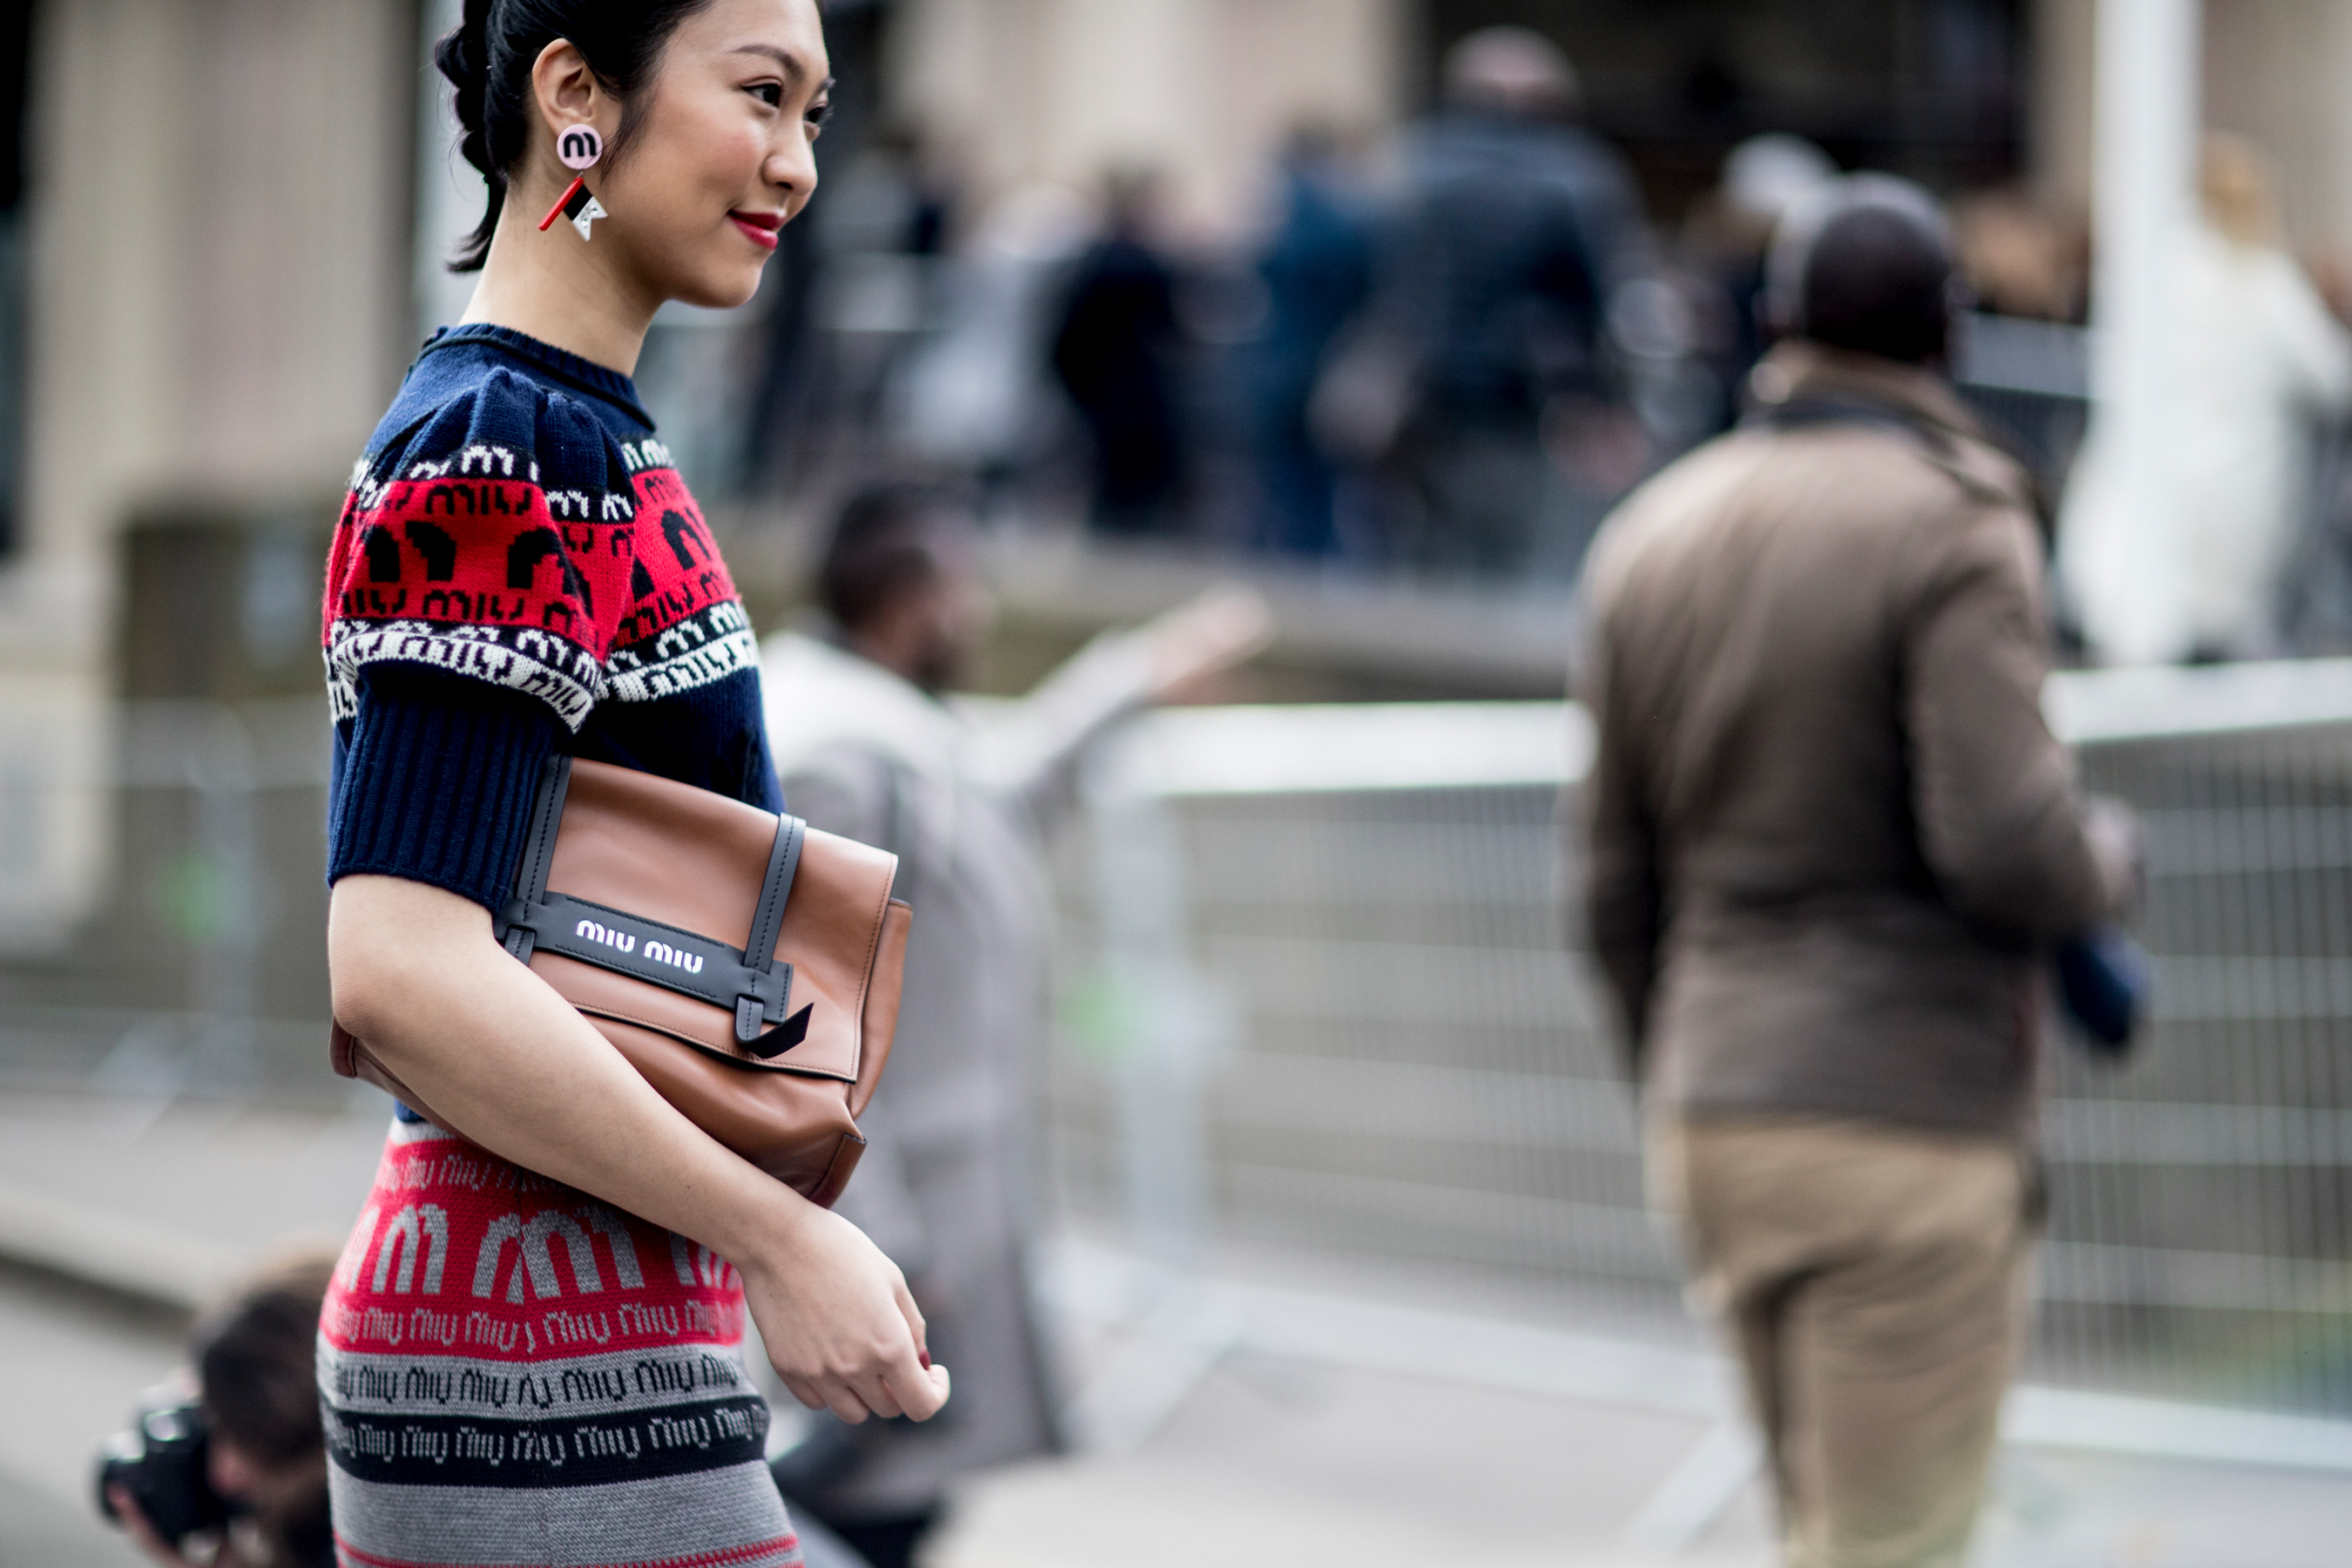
102, 1254, 335, 1568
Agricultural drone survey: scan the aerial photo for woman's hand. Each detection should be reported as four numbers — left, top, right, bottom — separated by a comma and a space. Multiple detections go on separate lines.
328, 875, 950, 1425
740, 1203, 950, 1423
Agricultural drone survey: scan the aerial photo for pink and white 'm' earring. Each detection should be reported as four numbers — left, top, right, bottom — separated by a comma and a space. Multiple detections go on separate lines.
537, 124, 609, 241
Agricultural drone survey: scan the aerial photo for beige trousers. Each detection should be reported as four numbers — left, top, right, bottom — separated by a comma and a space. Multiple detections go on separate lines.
1649, 1115, 2037, 1568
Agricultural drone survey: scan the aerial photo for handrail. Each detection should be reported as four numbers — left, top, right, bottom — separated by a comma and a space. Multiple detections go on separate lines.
1095, 659, 2352, 801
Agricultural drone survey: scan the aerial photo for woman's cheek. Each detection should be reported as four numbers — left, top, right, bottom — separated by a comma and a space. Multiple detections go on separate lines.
708, 125, 771, 195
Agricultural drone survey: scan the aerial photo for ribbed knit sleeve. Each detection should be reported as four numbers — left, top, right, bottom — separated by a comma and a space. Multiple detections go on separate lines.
328, 665, 562, 911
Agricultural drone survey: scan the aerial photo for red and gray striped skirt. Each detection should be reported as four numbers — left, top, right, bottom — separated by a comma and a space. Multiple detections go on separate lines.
319, 1116, 803, 1568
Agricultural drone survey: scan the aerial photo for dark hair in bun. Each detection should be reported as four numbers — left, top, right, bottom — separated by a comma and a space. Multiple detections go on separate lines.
433, 0, 721, 272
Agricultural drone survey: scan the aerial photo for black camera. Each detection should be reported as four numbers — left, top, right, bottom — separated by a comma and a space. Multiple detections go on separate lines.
94, 1392, 231, 1546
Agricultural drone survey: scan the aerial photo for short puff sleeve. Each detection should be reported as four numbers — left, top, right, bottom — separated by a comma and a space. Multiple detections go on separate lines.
322, 366, 638, 731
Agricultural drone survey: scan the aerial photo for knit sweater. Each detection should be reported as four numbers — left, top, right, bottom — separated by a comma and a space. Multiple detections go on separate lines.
323, 324, 781, 913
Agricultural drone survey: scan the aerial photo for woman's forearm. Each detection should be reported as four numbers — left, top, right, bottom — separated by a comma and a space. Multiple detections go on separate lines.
327, 874, 798, 1265
328, 873, 950, 1422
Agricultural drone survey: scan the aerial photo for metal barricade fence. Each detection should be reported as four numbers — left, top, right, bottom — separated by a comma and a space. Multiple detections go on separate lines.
3, 671, 2348, 1432
0, 696, 334, 1098
1051, 663, 2352, 1422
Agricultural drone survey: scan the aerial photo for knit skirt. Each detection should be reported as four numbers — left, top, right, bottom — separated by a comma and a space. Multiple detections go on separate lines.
319, 1116, 803, 1568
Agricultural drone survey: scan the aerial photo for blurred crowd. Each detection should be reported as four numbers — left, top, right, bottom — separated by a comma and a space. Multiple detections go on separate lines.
767, 26, 1672, 584
733, 25, 2352, 662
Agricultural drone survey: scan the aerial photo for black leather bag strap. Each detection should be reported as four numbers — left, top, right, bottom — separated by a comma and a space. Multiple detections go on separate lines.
501, 755, 575, 963
492, 756, 815, 1058
729, 818, 804, 1048
743, 816, 804, 980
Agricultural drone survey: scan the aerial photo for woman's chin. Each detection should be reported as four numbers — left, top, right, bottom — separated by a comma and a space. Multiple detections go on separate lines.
668, 260, 767, 314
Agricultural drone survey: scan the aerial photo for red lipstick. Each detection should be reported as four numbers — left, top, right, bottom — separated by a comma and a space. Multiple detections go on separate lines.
729, 210, 782, 250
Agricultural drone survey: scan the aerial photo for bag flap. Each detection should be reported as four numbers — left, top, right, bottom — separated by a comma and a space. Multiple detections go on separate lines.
850, 899, 912, 1119
538, 759, 899, 1082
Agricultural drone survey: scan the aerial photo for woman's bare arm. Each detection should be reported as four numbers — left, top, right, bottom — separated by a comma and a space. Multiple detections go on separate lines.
328, 873, 949, 1424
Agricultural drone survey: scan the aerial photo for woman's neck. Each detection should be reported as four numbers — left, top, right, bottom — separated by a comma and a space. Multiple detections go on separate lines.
456, 187, 661, 375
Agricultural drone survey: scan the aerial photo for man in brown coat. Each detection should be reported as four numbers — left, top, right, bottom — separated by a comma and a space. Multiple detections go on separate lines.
1577, 177, 2137, 1567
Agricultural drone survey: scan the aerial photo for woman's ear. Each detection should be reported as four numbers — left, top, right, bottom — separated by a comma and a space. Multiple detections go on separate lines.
529, 38, 612, 164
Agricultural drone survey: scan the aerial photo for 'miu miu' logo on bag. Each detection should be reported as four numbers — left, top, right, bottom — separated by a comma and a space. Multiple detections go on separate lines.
575, 918, 636, 955
574, 917, 706, 975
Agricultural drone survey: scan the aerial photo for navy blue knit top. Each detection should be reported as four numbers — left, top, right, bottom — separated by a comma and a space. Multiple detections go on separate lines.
323, 324, 781, 912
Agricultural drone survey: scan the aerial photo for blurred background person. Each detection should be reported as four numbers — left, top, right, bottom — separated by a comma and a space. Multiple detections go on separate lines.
1578, 178, 2139, 1568
802, 125, 959, 464
1238, 125, 1375, 561
760, 485, 1267, 1567
1951, 185, 2085, 324
105, 1254, 335, 1568
2060, 132, 2352, 664
890, 183, 1093, 517
1678, 134, 1838, 434
1051, 167, 1193, 537
1374, 25, 1653, 578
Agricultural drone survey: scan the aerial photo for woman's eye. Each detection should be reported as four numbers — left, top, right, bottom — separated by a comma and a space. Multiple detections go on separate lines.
805, 99, 832, 137
748, 82, 783, 108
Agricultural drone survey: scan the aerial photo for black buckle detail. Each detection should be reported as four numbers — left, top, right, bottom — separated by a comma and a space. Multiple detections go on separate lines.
745, 1004, 814, 1059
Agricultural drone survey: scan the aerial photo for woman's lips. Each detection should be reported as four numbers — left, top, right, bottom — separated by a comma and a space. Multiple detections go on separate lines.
730, 211, 781, 250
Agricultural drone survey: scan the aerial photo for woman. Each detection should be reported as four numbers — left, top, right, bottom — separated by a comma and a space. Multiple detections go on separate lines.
317, 5, 948, 1566
2060, 132, 2352, 663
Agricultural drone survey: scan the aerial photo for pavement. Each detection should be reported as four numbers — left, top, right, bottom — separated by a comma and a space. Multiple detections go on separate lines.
2, 1088, 2350, 1568
0, 1254, 173, 1568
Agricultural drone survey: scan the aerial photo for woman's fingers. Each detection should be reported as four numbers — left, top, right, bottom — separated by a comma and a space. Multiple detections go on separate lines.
808, 1345, 946, 1425
779, 1328, 939, 1424
852, 1371, 908, 1420
772, 1340, 893, 1420
819, 1382, 874, 1425
893, 1278, 931, 1365
888, 1358, 951, 1422
854, 1301, 947, 1421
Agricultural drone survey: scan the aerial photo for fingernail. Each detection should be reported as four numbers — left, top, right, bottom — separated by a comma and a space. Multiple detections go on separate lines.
920, 1349, 931, 1369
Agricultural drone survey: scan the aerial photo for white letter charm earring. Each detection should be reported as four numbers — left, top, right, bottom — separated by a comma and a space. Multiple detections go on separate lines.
537, 123, 609, 241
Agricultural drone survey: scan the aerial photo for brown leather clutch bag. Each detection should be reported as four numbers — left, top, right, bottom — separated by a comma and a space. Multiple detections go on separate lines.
331, 756, 910, 1207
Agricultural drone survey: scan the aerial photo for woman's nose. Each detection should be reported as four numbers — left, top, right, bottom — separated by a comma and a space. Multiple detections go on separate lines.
770, 147, 818, 213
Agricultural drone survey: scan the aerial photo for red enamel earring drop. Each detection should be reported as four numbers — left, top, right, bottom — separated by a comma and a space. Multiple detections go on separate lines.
537, 123, 609, 240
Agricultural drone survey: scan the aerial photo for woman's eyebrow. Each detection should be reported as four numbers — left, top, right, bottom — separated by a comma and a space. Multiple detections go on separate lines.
728, 44, 821, 87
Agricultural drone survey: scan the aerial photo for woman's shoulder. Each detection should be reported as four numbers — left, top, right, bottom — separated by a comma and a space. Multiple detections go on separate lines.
363, 351, 632, 496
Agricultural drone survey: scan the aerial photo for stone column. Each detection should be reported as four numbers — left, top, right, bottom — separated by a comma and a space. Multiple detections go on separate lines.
2038, 0, 2352, 253
0, 0, 415, 946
